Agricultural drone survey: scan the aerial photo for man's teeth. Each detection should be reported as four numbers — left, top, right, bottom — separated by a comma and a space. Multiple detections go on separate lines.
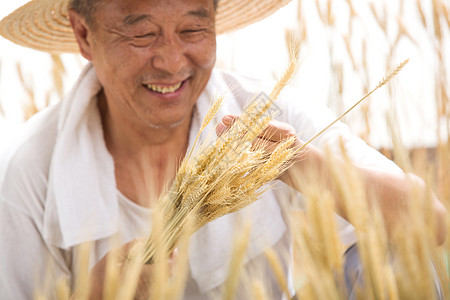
146, 82, 182, 94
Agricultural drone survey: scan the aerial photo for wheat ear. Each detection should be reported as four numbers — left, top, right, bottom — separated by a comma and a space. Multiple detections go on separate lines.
185, 95, 224, 161
270, 40, 300, 100
295, 58, 409, 154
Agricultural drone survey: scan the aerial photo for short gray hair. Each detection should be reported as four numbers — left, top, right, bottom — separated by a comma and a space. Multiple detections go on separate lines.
68, 0, 104, 26
69, 0, 219, 26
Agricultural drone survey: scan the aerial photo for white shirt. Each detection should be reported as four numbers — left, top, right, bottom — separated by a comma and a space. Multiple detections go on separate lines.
0, 65, 399, 299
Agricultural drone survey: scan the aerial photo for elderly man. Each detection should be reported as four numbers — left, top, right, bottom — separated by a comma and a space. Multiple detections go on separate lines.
0, 0, 446, 299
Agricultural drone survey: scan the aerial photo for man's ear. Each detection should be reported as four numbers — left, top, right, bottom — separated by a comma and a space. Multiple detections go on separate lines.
68, 8, 93, 60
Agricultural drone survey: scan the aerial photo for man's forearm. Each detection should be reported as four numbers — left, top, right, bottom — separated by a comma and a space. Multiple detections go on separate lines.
281, 144, 447, 245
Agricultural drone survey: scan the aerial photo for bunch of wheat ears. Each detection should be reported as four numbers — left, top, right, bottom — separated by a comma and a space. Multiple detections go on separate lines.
140, 45, 409, 265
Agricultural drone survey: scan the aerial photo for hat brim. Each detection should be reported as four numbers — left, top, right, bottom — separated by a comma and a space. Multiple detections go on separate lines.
0, 0, 291, 54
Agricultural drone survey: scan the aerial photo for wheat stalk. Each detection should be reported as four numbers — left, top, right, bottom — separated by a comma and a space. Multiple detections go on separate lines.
265, 248, 293, 299
222, 224, 251, 300
295, 58, 409, 155
251, 280, 270, 300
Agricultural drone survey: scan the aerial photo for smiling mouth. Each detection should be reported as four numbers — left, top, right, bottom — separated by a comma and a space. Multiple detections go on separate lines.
145, 82, 183, 94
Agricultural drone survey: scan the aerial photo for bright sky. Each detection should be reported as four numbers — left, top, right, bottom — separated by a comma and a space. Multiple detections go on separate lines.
0, 0, 448, 150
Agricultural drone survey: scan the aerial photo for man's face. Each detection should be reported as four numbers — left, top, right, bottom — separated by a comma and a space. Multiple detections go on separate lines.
85, 0, 216, 129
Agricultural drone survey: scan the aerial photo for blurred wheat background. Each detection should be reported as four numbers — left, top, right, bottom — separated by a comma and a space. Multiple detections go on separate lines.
0, 0, 449, 299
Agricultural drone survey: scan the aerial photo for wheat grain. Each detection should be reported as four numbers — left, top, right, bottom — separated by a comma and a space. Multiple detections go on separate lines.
270, 43, 299, 101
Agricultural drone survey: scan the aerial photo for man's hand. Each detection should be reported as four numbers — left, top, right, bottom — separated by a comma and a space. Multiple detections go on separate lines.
84, 240, 177, 300
216, 114, 302, 156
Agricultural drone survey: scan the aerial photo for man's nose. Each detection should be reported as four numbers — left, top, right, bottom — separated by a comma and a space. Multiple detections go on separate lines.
151, 35, 187, 75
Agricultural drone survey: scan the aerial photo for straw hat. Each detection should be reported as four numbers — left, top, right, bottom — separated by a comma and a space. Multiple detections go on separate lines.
0, 0, 292, 54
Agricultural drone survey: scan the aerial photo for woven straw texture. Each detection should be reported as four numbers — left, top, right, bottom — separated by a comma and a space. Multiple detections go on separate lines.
0, 0, 292, 53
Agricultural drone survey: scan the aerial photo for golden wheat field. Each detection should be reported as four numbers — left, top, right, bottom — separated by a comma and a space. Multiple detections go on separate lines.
0, 0, 449, 299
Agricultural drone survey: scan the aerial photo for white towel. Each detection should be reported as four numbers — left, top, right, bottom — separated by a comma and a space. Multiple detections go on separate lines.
43, 64, 118, 249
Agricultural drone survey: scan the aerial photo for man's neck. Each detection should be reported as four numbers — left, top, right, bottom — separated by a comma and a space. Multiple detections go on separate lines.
97, 91, 192, 206
97, 90, 191, 157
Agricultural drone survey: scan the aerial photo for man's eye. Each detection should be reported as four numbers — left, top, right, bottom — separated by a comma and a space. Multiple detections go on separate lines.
134, 33, 156, 39
180, 29, 207, 42
130, 33, 157, 47
181, 29, 204, 34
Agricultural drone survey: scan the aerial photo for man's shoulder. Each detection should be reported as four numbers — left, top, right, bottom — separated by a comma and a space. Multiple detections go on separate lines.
210, 68, 282, 113
212, 68, 273, 94
0, 103, 60, 207
5, 103, 59, 160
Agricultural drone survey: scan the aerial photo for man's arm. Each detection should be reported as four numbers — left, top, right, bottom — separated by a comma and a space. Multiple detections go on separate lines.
0, 123, 71, 299
283, 142, 447, 245
217, 116, 447, 245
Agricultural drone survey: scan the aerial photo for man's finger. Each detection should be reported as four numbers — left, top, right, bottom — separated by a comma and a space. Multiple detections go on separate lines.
216, 115, 237, 136
251, 136, 279, 153
216, 116, 297, 144
257, 120, 297, 142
